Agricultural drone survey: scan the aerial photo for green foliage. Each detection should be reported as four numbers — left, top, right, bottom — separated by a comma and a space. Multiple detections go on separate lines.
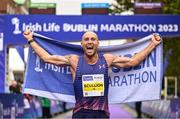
109, 0, 133, 14
163, 38, 180, 76
109, 0, 180, 14
161, 0, 180, 14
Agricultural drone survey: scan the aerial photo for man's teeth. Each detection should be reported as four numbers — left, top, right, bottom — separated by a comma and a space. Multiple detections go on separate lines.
87, 46, 93, 49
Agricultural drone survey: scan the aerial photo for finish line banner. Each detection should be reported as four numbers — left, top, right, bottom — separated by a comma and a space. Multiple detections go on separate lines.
23, 33, 163, 103
4, 15, 180, 44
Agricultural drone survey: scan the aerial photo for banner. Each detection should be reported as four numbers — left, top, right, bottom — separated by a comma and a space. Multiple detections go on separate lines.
0, 48, 5, 93
0, 16, 5, 92
4, 15, 180, 44
0, 94, 24, 118
23, 33, 163, 103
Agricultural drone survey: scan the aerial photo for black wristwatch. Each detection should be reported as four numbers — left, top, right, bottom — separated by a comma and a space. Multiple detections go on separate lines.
28, 39, 34, 44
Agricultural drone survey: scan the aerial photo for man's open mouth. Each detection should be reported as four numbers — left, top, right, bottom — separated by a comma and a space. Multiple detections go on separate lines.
86, 46, 93, 50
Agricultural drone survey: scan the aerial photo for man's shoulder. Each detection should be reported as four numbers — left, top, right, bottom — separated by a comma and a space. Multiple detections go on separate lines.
103, 53, 114, 59
103, 53, 117, 64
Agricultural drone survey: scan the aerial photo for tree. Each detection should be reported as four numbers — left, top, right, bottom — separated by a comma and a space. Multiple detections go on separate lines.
109, 0, 134, 15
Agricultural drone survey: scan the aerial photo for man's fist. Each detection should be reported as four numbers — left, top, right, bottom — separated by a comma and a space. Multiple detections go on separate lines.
151, 33, 162, 46
23, 29, 33, 41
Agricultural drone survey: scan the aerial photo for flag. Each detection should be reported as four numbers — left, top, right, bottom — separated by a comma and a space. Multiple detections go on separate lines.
23, 33, 163, 103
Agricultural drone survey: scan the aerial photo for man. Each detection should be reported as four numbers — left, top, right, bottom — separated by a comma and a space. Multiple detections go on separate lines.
135, 101, 142, 118
23, 30, 162, 118
39, 97, 52, 118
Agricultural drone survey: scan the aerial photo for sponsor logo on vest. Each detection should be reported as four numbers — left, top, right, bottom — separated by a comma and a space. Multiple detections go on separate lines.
83, 76, 93, 81
99, 64, 105, 69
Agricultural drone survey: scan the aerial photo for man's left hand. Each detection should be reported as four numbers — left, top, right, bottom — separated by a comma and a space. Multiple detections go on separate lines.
151, 33, 162, 46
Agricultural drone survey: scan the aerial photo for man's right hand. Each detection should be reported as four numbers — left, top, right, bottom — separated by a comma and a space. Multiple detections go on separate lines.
23, 29, 33, 41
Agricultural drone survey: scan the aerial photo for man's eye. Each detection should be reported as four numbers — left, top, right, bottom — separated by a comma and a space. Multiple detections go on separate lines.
91, 38, 96, 41
84, 38, 89, 41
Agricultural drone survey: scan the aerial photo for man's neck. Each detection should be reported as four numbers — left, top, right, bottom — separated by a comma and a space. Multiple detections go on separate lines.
84, 53, 98, 65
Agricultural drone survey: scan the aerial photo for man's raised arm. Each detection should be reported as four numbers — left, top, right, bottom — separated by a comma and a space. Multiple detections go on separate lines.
23, 29, 71, 66
105, 33, 162, 68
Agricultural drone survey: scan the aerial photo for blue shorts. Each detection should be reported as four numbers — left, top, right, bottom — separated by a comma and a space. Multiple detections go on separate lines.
72, 109, 109, 118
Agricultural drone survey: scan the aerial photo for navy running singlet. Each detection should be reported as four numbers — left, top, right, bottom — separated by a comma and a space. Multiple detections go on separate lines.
73, 54, 109, 116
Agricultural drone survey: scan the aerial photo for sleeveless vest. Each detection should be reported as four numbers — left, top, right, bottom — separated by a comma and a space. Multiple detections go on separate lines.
73, 54, 109, 116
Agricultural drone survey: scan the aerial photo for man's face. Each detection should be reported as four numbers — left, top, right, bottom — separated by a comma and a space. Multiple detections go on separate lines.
81, 32, 99, 57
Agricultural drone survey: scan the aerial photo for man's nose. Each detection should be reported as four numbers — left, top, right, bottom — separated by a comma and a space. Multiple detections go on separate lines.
87, 39, 93, 43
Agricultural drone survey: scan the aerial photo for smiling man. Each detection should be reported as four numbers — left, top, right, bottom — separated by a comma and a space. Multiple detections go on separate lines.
23, 30, 162, 118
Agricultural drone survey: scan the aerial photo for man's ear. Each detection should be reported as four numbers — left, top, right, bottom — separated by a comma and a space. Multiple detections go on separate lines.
80, 41, 83, 47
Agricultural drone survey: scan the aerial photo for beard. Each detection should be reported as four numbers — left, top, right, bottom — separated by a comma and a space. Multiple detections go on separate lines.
84, 48, 98, 58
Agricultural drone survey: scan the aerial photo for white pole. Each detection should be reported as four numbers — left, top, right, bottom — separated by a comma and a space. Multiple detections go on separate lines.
164, 77, 167, 100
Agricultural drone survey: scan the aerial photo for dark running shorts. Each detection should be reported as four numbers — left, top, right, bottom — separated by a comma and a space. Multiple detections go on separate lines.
72, 109, 109, 118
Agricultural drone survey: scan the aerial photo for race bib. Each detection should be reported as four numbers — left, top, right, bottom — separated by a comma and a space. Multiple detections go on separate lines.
82, 74, 104, 97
